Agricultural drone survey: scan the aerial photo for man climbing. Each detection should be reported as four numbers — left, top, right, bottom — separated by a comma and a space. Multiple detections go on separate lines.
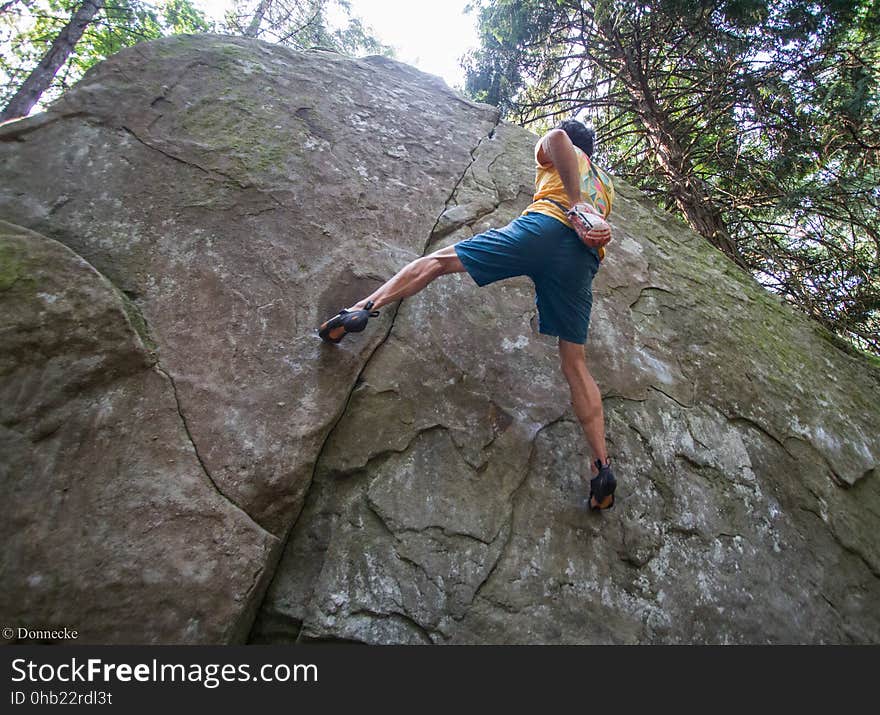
317, 119, 617, 511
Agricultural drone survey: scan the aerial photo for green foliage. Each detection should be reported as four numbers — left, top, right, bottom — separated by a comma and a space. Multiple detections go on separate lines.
464, 0, 880, 356
0, 0, 212, 109
0, 0, 391, 115
223, 0, 393, 56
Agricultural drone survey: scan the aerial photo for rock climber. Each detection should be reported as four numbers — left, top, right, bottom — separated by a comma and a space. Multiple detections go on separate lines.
317, 118, 617, 510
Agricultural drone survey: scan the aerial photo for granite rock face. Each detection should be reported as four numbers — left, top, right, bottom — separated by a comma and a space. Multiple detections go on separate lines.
253, 117, 880, 645
1, 34, 878, 644
0, 221, 275, 643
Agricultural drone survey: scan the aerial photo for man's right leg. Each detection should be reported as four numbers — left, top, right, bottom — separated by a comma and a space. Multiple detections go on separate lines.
345, 243, 467, 312
558, 338, 612, 505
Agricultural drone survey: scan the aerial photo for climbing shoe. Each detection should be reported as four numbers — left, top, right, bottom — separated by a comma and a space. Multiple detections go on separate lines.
317, 300, 380, 344
589, 458, 616, 511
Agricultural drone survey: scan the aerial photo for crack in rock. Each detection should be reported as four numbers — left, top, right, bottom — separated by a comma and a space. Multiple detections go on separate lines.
648, 384, 693, 409
430, 111, 502, 223
348, 608, 437, 644
121, 125, 246, 187
462, 413, 570, 616
154, 365, 273, 542
798, 505, 880, 579
325, 421, 446, 480
248, 113, 505, 641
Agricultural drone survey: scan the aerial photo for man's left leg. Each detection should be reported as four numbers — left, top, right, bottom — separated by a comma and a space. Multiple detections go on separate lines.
345, 243, 467, 312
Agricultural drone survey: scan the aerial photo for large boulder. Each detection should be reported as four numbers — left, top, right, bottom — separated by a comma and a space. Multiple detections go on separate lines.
0, 221, 275, 643
1, 34, 878, 644
253, 118, 880, 645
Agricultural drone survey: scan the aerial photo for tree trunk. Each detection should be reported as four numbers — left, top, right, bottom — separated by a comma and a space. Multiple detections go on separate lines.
637, 99, 746, 266
610, 29, 748, 269
245, 0, 273, 38
0, 0, 106, 122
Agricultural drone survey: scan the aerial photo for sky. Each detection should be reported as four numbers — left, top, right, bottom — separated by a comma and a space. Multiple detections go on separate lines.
193, 0, 481, 91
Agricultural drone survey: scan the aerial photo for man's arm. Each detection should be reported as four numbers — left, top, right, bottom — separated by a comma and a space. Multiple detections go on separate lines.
537, 129, 582, 207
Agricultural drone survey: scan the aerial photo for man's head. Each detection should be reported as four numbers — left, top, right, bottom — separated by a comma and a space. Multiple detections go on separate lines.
556, 119, 595, 157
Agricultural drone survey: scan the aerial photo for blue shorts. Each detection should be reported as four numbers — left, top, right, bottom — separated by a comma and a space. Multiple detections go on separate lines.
453, 212, 601, 344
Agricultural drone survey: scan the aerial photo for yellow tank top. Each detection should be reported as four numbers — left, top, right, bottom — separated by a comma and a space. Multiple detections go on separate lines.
522, 139, 615, 261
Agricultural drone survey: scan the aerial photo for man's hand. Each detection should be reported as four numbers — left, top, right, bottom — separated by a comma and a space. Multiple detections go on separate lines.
567, 202, 612, 248
539, 129, 582, 207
